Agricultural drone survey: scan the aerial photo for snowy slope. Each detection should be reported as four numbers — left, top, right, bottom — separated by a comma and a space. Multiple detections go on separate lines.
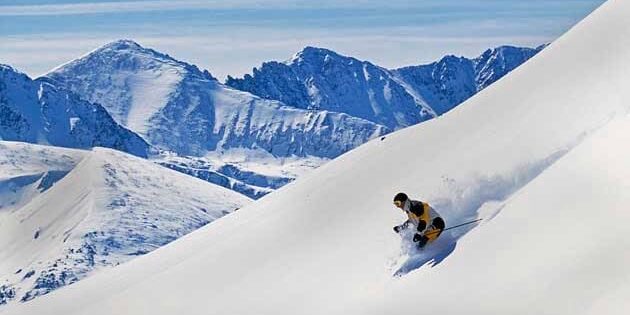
0, 65, 149, 157
5, 0, 629, 314
0, 142, 250, 307
0, 142, 84, 218
45, 40, 387, 158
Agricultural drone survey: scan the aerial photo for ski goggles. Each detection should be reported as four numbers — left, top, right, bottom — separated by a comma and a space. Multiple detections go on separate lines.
393, 200, 403, 207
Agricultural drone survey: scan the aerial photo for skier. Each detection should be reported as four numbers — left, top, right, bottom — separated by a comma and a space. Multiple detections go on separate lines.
392, 192, 445, 248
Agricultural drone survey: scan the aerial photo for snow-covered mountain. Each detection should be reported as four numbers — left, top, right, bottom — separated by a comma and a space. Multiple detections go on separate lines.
5, 0, 628, 314
45, 40, 388, 158
40, 41, 540, 200
392, 45, 544, 115
0, 65, 149, 157
473, 45, 547, 90
227, 47, 434, 129
0, 141, 250, 307
226, 45, 543, 123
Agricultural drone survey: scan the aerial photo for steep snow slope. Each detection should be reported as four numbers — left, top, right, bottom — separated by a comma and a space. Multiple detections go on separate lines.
0, 142, 250, 307
46, 40, 387, 158
369, 106, 630, 315
0, 65, 149, 157
5, 0, 629, 314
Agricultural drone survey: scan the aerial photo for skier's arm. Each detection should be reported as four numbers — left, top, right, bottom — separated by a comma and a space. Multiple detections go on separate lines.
409, 202, 428, 233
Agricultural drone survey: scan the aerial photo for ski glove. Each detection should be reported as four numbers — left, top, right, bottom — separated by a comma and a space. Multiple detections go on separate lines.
393, 221, 410, 233
413, 233, 429, 243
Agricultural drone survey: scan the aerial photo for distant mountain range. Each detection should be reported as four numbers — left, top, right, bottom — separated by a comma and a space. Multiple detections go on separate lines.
45, 40, 388, 159
1, 40, 543, 201
226, 45, 545, 126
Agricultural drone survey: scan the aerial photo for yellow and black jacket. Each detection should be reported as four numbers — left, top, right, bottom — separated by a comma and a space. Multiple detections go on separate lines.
403, 200, 445, 242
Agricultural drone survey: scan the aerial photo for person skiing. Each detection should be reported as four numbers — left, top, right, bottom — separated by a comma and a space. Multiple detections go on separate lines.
392, 192, 445, 248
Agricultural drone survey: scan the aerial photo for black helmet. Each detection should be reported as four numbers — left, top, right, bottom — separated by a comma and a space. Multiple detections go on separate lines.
393, 192, 408, 203
393, 192, 408, 208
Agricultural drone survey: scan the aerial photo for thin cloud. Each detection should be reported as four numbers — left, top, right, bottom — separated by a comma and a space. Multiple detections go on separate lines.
0, 0, 604, 16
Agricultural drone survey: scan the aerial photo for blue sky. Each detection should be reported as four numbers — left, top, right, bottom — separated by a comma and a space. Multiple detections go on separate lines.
0, 0, 606, 80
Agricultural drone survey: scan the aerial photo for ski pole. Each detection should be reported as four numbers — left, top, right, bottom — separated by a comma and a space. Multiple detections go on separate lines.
424, 218, 483, 235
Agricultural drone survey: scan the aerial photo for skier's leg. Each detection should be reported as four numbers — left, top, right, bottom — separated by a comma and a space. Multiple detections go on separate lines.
416, 235, 429, 249
433, 217, 445, 237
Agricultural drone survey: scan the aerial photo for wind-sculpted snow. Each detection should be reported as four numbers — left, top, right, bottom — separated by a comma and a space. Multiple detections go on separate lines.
0, 142, 251, 307
46, 40, 388, 158
0, 142, 84, 213
227, 45, 543, 123
0, 65, 149, 157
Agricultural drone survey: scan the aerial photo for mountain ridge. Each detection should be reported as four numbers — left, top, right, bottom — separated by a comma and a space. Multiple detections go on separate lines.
227, 44, 544, 121
0, 64, 150, 157
45, 40, 389, 158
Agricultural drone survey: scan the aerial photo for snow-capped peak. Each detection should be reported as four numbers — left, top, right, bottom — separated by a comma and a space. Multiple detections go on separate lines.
100, 39, 144, 51
0, 64, 22, 75
288, 46, 349, 65
45, 40, 217, 137
229, 46, 430, 129
472, 44, 544, 89
47, 39, 213, 81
